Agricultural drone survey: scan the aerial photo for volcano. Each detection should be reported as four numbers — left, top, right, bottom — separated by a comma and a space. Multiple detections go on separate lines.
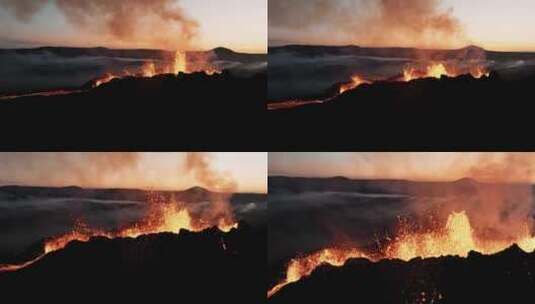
269, 244, 535, 304
0, 221, 265, 302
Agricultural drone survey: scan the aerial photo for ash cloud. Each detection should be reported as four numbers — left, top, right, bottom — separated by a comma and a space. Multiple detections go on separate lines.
0, 0, 198, 50
269, 0, 465, 48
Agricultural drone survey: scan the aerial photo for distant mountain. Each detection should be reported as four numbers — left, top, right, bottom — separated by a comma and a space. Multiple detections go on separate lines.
0, 46, 266, 62
269, 44, 535, 61
0, 184, 266, 204
267, 176, 524, 196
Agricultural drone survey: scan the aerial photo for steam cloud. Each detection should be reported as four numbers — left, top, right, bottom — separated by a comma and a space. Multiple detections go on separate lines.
185, 152, 237, 193
269, 0, 465, 48
184, 152, 237, 227
0, 0, 198, 49
405, 153, 535, 244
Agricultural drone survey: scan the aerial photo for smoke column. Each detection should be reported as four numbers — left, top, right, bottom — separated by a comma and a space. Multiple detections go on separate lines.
0, 0, 199, 49
269, 0, 465, 49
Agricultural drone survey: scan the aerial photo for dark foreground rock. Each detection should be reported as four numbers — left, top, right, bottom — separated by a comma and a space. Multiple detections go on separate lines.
0, 70, 266, 149
269, 71, 535, 149
0, 222, 266, 303
269, 245, 535, 304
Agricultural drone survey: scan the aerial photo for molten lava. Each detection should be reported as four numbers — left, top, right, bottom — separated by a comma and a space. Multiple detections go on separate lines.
337, 62, 489, 96
402, 62, 489, 82
268, 211, 535, 297
92, 50, 220, 88
339, 75, 371, 94
267, 248, 369, 298
0, 193, 238, 273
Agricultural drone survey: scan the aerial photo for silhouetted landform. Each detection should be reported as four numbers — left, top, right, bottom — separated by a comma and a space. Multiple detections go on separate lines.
268, 176, 526, 196
0, 185, 265, 204
0, 221, 265, 302
269, 245, 535, 304
268, 68, 535, 148
0, 70, 266, 148
269, 44, 535, 62
0, 46, 266, 63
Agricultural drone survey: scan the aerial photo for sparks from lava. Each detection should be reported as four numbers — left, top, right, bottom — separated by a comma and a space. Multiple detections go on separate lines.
0, 192, 238, 273
268, 210, 535, 298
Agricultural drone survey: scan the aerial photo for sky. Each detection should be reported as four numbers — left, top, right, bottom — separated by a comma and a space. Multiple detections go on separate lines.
0, 152, 267, 193
269, 152, 535, 183
0, 0, 267, 53
268, 0, 535, 52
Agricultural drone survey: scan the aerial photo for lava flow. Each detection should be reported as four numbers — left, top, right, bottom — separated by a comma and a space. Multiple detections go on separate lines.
269, 61, 490, 110
92, 50, 220, 88
401, 62, 490, 82
268, 211, 535, 297
0, 192, 238, 273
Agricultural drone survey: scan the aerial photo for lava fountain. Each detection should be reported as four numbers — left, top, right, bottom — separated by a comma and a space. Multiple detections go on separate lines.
92, 50, 220, 88
268, 211, 535, 298
0, 192, 238, 273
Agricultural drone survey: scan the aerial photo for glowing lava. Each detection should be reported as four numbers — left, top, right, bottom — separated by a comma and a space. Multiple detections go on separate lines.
92, 50, 219, 88
268, 211, 535, 297
402, 62, 489, 82
339, 75, 371, 94
267, 248, 369, 298
0, 194, 238, 273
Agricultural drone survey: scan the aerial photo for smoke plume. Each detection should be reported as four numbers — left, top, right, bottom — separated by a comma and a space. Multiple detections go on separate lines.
407, 153, 535, 244
269, 0, 465, 49
184, 152, 237, 227
0, 0, 199, 50
185, 153, 237, 193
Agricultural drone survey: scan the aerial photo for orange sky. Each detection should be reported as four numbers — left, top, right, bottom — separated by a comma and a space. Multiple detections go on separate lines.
269, 153, 535, 183
0, 0, 267, 53
0, 153, 267, 193
268, 0, 535, 52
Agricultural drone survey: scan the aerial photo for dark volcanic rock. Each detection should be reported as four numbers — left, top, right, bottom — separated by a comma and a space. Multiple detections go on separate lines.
268, 70, 535, 149
0, 70, 266, 148
269, 245, 535, 304
0, 221, 266, 302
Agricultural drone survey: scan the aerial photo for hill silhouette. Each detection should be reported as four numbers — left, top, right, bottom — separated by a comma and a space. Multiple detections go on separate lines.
0, 221, 265, 302
269, 245, 535, 304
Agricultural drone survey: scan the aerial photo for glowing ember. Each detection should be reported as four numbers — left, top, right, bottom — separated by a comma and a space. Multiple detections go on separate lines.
339, 75, 371, 94
269, 211, 535, 297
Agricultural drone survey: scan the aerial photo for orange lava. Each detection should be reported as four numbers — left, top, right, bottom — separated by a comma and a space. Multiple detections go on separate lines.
337, 62, 490, 96
268, 211, 535, 297
92, 50, 220, 88
402, 62, 489, 82
267, 248, 370, 298
0, 194, 237, 273
339, 75, 371, 94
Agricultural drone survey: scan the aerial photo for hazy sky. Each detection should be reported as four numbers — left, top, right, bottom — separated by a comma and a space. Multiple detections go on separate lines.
269, 0, 535, 51
269, 153, 535, 183
0, 152, 267, 193
0, 0, 267, 53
